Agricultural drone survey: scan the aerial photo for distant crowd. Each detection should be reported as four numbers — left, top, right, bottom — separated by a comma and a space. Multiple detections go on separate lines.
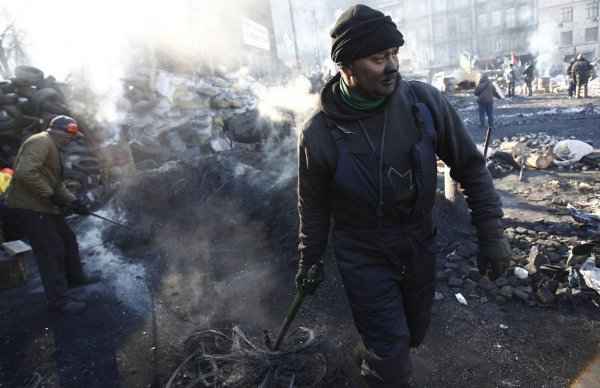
475, 54, 595, 129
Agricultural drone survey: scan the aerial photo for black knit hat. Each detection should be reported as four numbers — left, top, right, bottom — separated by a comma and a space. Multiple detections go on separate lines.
330, 4, 404, 66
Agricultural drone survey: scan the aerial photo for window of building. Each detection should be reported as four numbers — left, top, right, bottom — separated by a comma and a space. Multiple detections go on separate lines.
434, 44, 449, 63
562, 7, 573, 22
588, 1, 600, 19
518, 6, 532, 25
451, 0, 469, 8
561, 30, 573, 45
432, 0, 446, 11
447, 15, 458, 36
458, 15, 471, 35
411, 0, 428, 17
480, 37, 492, 56
433, 16, 447, 42
478, 13, 488, 29
506, 8, 516, 28
586, 27, 599, 41
448, 45, 458, 62
416, 26, 429, 42
492, 10, 502, 27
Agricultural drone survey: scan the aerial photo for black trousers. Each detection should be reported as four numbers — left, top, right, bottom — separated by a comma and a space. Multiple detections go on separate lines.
576, 76, 589, 98
507, 82, 515, 97
568, 79, 576, 97
0, 202, 23, 241
525, 80, 533, 96
17, 209, 85, 304
334, 227, 436, 385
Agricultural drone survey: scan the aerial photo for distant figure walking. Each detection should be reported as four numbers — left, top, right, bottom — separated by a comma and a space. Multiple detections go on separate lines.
523, 62, 535, 97
567, 58, 577, 98
571, 54, 593, 98
505, 64, 516, 97
475, 74, 502, 128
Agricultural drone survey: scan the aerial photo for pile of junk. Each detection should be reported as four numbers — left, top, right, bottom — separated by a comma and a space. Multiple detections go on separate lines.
0, 65, 104, 200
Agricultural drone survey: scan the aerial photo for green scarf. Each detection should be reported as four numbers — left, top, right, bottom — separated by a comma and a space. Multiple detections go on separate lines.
339, 76, 387, 111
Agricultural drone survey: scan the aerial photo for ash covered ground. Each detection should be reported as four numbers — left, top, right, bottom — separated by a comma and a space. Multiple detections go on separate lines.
2, 92, 600, 388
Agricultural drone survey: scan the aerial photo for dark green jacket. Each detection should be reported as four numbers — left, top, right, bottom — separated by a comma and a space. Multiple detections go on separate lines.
6, 131, 75, 214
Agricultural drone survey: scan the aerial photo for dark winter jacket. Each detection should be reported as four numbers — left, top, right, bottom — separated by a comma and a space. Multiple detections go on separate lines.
572, 59, 592, 80
298, 74, 504, 265
567, 61, 576, 79
523, 65, 535, 82
474, 77, 501, 105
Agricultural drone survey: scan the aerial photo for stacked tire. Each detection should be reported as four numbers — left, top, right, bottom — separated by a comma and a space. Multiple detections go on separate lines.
1, 65, 104, 200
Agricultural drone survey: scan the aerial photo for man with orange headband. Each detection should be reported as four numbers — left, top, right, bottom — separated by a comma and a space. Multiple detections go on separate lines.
6, 115, 96, 314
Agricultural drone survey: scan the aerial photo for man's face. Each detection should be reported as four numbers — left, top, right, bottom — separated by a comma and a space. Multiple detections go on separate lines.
50, 130, 76, 147
344, 47, 400, 98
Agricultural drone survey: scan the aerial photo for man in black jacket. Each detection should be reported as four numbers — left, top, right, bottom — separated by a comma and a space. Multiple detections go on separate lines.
523, 62, 535, 97
572, 54, 593, 98
296, 5, 511, 387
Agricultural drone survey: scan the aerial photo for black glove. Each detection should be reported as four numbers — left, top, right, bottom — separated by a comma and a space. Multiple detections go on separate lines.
69, 198, 90, 215
295, 261, 324, 295
50, 193, 69, 207
478, 237, 512, 280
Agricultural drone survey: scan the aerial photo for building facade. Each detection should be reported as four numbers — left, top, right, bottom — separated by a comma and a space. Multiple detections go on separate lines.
538, 0, 600, 60
369, 0, 540, 70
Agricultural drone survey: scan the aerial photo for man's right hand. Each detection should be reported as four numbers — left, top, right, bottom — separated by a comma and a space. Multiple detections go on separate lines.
69, 198, 90, 215
295, 261, 324, 295
50, 193, 68, 207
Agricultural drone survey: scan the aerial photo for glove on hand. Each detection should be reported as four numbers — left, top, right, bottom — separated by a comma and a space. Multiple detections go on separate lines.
478, 237, 512, 280
295, 261, 324, 295
69, 198, 90, 215
50, 193, 69, 207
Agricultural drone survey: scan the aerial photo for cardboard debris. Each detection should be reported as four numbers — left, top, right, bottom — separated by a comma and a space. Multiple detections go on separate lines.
1, 240, 32, 256
580, 257, 600, 295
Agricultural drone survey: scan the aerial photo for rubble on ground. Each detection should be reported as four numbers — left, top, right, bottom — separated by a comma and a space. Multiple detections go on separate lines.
112, 68, 298, 177
438, 222, 600, 307
486, 132, 600, 178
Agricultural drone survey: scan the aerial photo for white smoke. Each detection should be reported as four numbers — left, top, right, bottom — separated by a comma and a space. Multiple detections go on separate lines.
1, 1, 262, 124
256, 75, 316, 123
529, 22, 563, 77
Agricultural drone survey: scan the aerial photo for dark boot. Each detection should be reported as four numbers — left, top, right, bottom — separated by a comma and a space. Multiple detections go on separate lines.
49, 297, 87, 314
359, 350, 412, 388
68, 273, 101, 288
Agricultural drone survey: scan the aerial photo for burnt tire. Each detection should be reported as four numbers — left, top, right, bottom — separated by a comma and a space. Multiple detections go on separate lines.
32, 88, 68, 115
14, 66, 44, 84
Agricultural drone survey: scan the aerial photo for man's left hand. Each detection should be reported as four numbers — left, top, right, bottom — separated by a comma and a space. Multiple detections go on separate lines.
478, 237, 512, 280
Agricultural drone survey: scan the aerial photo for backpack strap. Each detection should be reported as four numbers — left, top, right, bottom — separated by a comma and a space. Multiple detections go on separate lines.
407, 82, 437, 147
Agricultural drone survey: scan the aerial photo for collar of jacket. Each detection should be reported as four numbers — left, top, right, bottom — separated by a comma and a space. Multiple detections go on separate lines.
329, 79, 421, 168
339, 75, 388, 111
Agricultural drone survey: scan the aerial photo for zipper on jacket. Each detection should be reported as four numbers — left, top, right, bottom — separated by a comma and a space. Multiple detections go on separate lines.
358, 109, 388, 228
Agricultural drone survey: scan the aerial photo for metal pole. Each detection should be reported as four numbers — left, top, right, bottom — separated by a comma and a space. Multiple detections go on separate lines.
87, 212, 134, 231
273, 291, 305, 351
288, 0, 301, 69
483, 126, 492, 159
